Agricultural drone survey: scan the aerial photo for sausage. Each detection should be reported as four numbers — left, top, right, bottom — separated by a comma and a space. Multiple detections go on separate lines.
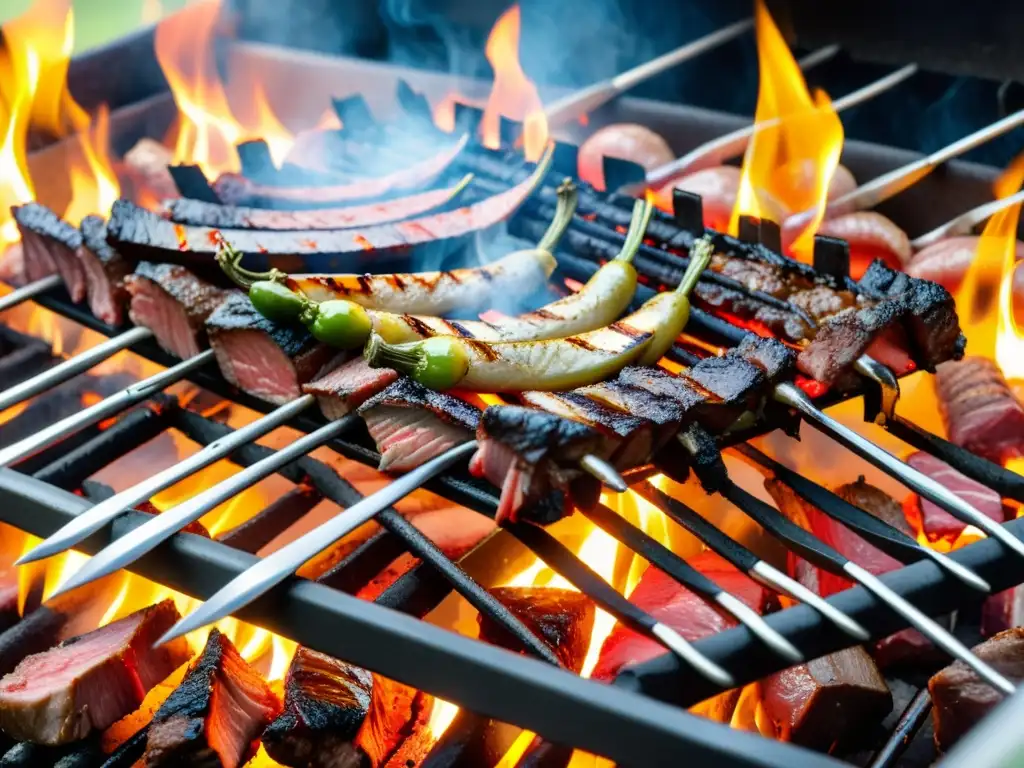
909, 236, 1024, 318
815, 211, 913, 269
578, 123, 674, 191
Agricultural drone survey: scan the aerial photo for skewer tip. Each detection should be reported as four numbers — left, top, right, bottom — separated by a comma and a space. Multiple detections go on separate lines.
651, 622, 734, 688
926, 550, 992, 593
579, 454, 628, 492
153, 622, 196, 650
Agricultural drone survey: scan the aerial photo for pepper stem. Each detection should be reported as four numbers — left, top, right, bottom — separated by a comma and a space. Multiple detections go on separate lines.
364, 333, 423, 376
536, 179, 579, 253
216, 241, 288, 290
614, 198, 654, 263
675, 235, 713, 297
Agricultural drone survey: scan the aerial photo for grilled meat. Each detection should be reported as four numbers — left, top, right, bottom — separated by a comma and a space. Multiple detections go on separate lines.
904, 452, 1007, 543
12, 203, 85, 301
77, 216, 133, 326
145, 629, 281, 768
478, 587, 596, 672
982, 584, 1024, 638
575, 380, 686, 450
616, 366, 738, 434
207, 293, 338, 404
0, 600, 191, 745
930, 628, 1024, 752
303, 357, 399, 420
359, 378, 480, 472
936, 357, 1024, 464
125, 261, 232, 359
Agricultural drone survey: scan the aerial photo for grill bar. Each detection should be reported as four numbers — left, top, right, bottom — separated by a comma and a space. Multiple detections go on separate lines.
0, 275, 62, 313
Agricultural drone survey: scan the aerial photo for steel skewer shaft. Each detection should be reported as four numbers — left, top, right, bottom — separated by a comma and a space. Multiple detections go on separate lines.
0, 275, 62, 313
854, 355, 901, 422
773, 382, 1024, 561
0, 326, 153, 414
911, 188, 1024, 250
18, 394, 319, 565
580, 454, 628, 492
0, 351, 217, 468
51, 413, 356, 598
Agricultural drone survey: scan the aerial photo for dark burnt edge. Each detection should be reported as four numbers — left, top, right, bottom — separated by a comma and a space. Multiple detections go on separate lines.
867, 687, 933, 768
0, 470, 842, 768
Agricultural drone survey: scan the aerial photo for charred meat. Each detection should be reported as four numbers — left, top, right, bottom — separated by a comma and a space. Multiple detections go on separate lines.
0, 600, 191, 745
77, 216, 133, 326
303, 357, 399, 420
937, 357, 1024, 464
144, 629, 281, 768
12, 203, 85, 301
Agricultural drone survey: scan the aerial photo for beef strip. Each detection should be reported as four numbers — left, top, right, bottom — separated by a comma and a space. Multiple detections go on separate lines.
574, 380, 686, 450
478, 587, 596, 673
0, 600, 191, 745
76, 215, 133, 326
125, 262, 232, 359
937, 357, 1024, 464
144, 629, 281, 768
358, 378, 480, 472
206, 293, 338, 404
12, 203, 85, 301
930, 628, 1024, 752
303, 357, 399, 420
904, 452, 1007, 543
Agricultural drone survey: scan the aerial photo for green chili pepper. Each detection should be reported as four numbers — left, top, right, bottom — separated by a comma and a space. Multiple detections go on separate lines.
307, 300, 374, 350
249, 280, 308, 323
364, 333, 470, 390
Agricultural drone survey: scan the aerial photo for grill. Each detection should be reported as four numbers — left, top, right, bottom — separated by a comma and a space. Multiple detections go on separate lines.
0, 5, 1022, 768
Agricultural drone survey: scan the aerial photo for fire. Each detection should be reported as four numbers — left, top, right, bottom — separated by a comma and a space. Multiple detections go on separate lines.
62, 104, 120, 227
729, 0, 844, 262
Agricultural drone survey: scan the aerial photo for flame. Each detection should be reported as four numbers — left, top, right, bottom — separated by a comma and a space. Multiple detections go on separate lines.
62, 104, 119, 226
480, 5, 548, 161
729, 0, 844, 262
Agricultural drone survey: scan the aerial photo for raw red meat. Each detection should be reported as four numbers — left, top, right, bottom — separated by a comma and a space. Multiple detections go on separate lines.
904, 452, 1007, 543
936, 357, 1024, 464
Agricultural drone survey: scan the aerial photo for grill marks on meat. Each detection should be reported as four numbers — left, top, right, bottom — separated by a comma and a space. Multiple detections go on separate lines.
13, 203, 85, 301
930, 628, 1024, 752
125, 262, 232, 359
0, 600, 191, 745
904, 452, 1006, 543
303, 357, 399, 420
144, 629, 281, 768
937, 357, 1024, 463
358, 378, 479, 472
207, 293, 337, 404
77, 216, 133, 326
478, 587, 596, 673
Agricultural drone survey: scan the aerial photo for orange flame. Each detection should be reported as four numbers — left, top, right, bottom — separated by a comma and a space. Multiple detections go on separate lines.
480, 5, 548, 161
729, 0, 844, 262
63, 103, 120, 226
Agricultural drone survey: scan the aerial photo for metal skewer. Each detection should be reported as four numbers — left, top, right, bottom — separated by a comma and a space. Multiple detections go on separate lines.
854, 355, 901, 422
580, 454, 628, 492
17, 394, 320, 565
0, 326, 153, 413
911, 188, 1024, 250
773, 381, 1024, 561
542, 18, 755, 127
644, 63, 919, 188
0, 351, 217, 468
634, 481, 869, 641
0, 275, 63, 313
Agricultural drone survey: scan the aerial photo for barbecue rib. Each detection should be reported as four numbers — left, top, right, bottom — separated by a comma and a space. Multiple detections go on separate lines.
0, 600, 192, 745
77, 216, 133, 326
13, 203, 85, 301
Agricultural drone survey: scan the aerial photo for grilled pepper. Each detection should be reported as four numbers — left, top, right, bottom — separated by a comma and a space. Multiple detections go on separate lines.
363, 235, 714, 392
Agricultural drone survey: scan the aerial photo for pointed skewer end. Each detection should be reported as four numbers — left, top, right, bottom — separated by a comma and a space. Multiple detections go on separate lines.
651, 622, 734, 688
153, 622, 195, 650
925, 550, 992, 593
580, 454, 628, 492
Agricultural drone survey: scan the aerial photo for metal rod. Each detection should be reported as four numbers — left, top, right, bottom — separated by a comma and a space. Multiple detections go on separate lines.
0, 351, 216, 468
0, 275, 62, 313
867, 688, 932, 768
17, 394, 319, 565
773, 381, 1024, 560
794, 43, 840, 71
50, 414, 356, 598
542, 19, 754, 127
0, 326, 153, 414
154, 441, 480, 646
579, 454, 628, 492
854, 355, 901, 423
911, 188, 1024, 249
633, 481, 870, 641
645, 64, 918, 188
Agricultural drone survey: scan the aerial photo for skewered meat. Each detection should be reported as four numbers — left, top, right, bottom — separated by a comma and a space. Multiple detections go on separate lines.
936, 357, 1024, 464
982, 584, 1024, 638
77, 216, 133, 326
303, 357, 400, 420
904, 452, 1007, 543
478, 587, 596, 673
144, 629, 281, 768
578, 124, 674, 191
120, 137, 178, 203
814, 211, 912, 268
908, 237, 1024, 311
207, 293, 339, 404
0, 600, 191, 745
359, 378, 480, 472
930, 628, 1024, 752
125, 262, 233, 359
12, 203, 84, 300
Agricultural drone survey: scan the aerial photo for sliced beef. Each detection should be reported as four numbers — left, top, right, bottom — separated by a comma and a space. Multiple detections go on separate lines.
469, 405, 603, 526
125, 262, 232, 359
0, 600, 191, 745
478, 587, 596, 673
936, 357, 1024, 464
733, 334, 797, 381
982, 584, 1024, 638
760, 646, 891, 750
303, 357, 399, 421
575, 380, 686, 449
207, 293, 338, 404
930, 628, 1024, 752
591, 552, 769, 681
358, 378, 479, 472
144, 629, 281, 768
796, 299, 904, 385
904, 452, 1007, 543
76, 216, 133, 326
12, 203, 84, 301
616, 366, 740, 433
